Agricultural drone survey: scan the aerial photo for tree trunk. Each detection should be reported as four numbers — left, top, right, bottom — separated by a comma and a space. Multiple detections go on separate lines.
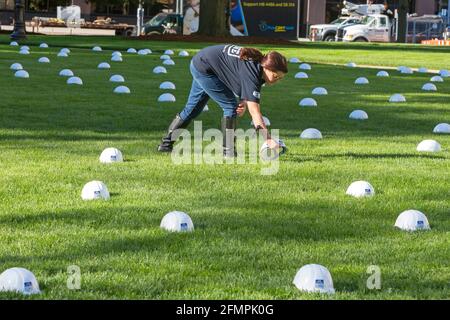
198, 0, 229, 36
396, 0, 409, 43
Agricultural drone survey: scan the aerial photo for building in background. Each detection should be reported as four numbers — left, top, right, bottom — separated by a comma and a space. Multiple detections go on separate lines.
0, 0, 445, 39
0, 0, 175, 25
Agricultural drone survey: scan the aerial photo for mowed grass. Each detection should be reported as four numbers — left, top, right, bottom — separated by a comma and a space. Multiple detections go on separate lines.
0, 35, 449, 299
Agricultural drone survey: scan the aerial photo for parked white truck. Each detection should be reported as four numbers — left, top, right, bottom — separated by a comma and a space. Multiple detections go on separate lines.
338, 13, 445, 43
309, 1, 385, 42
340, 14, 393, 42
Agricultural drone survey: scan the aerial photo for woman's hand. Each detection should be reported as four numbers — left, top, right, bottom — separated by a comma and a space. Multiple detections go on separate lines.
237, 101, 247, 117
265, 138, 280, 150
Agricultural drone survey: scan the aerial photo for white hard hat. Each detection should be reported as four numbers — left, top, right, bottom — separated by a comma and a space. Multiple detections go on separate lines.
153, 66, 167, 74
346, 181, 375, 198
67, 76, 83, 85
300, 128, 322, 139
179, 50, 189, 57
160, 211, 194, 232
355, 77, 369, 85
389, 94, 406, 103
312, 87, 328, 95
113, 86, 131, 94
293, 264, 335, 294
422, 83, 437, 91
433, 123, 450, 134
163, 59, 175, 66
299, 63, 311, 70
0, 268, 41, 295
59, 69, 74, 77
299, 98, 317, 107
111, 55, 123, 62
395, 210, 430, 231
376, 70, 389, 77
416, 140, 441, 152
81, 181, 110, 200
349, 110, 368, 120
110, 75, 125, 83
158, 93, 176, 102
260, 139, 287, 161
99, 148, 124, 163
98, 62, 111, 69
159, 81, 176, 90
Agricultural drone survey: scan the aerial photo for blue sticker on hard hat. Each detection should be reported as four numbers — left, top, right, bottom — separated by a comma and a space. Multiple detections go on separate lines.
365, 189, 371, 193
24, 281, 32, 292
94, 191, 101, 195
180, 223, 188, 231
111, 155, 117, 160
315, 279, 324, 289
417, 221, 424, 228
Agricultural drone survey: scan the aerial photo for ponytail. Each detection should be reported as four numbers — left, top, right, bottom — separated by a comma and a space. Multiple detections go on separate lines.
240, 47, 288, 74
239, 47, 264, 63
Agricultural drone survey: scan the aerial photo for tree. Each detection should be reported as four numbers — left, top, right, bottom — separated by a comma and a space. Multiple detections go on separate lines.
197, 0, 229, 36
396, 0, 409, 43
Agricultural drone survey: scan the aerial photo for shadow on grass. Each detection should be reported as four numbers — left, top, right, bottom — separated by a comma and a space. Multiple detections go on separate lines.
286, 152, 446, 163
0, 132, 136, 142
0, 199, 395, 245
0, 55, 448, 143
3, 34, 450, 54
298, 41, 450, 54
0, 201, 448, 298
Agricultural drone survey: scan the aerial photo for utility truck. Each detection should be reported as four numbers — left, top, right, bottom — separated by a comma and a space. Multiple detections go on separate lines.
340, 14, 393, 42
309, 1, 385, 42
338, 13, 445, 43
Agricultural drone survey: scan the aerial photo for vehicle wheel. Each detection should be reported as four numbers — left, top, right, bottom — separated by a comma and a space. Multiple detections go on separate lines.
148, 31, 161, 36
354, 37, 368, 42
324, 34, 335, 42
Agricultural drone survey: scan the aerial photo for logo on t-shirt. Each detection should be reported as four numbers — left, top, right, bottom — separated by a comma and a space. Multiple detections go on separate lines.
253, 91, 261, 99
226, 45, 242, 58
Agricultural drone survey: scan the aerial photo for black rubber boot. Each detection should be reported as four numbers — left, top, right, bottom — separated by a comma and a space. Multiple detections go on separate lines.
222, 116, 237, 158
158, 114, 190, 152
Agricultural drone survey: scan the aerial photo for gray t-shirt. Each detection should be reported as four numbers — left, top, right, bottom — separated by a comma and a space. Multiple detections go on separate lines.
192, 44, 265, 103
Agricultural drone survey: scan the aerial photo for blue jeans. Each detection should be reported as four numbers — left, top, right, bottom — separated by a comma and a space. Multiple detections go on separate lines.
179, 62, 238, 121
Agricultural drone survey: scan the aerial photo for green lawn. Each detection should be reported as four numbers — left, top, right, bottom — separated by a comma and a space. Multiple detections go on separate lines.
0, 35, 449, 299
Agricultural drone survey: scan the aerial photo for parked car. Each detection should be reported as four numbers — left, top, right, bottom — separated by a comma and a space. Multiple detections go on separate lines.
309, 16, 361, 41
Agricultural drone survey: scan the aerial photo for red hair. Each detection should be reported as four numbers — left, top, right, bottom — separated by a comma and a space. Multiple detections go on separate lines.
240, 47, 288, 74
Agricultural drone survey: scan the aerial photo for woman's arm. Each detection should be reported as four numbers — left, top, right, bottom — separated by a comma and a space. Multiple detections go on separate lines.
247, 101, 267, 134
247, 101, 279, 148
